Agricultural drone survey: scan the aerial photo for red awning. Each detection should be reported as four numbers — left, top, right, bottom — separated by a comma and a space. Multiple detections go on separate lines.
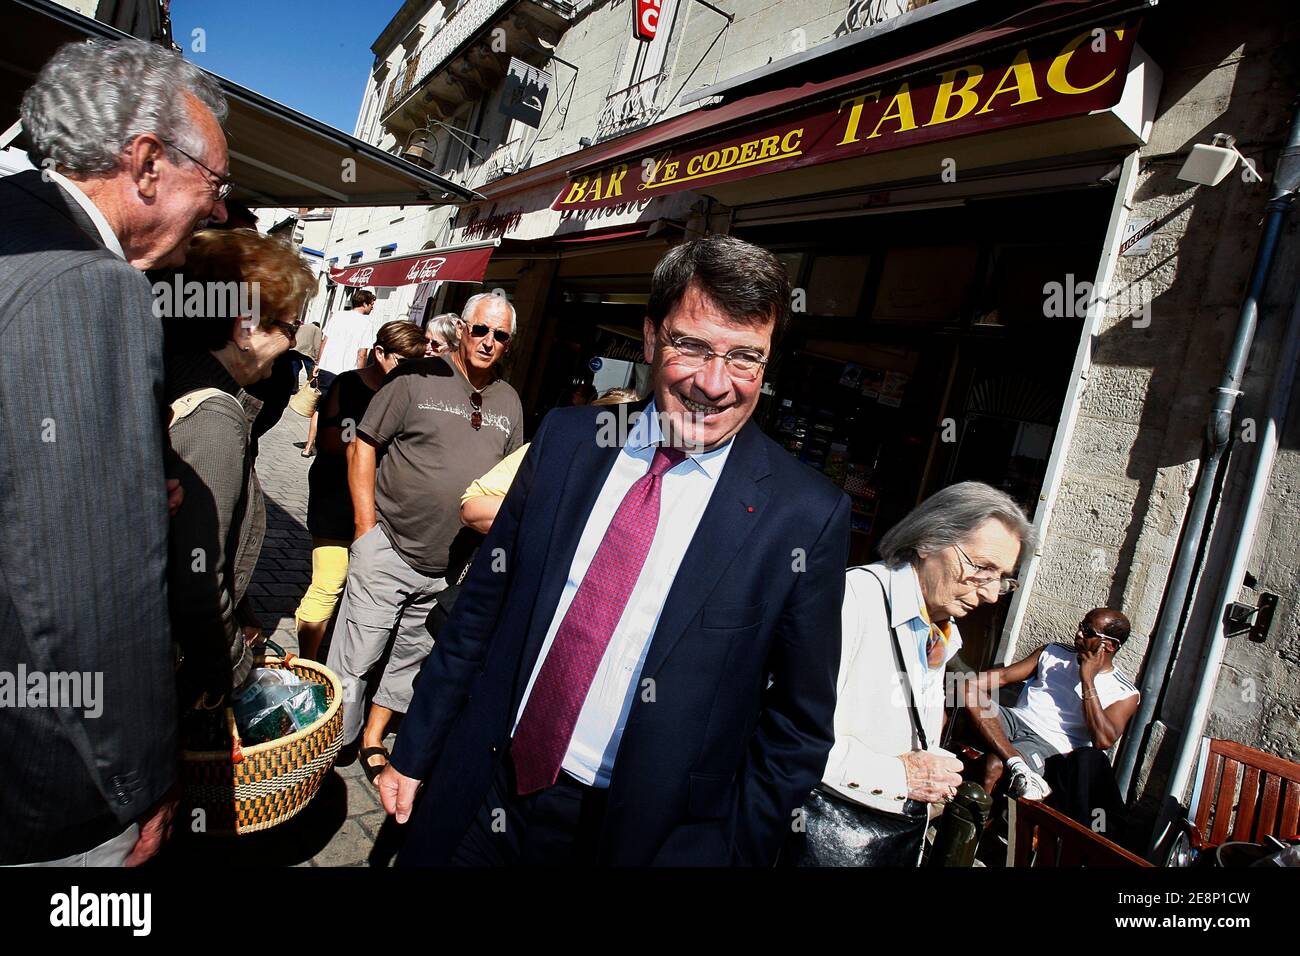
551, 0, 1148, 211
491, 220, 682, 258
552, 227, 650, 244
328, 240, 499, 288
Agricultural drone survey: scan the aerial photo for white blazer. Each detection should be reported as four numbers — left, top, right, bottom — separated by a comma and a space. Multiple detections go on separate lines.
820, 562, 961, 815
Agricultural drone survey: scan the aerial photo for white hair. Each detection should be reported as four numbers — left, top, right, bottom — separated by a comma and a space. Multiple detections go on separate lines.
21, 38, 227, 175
424, 312, 461, 348
462, 291, 517, 334
877, 481, 1036, 567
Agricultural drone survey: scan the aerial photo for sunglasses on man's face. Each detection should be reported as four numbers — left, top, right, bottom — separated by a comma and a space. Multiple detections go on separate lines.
1077, 623, 1118, 647
468, 323, 510, 345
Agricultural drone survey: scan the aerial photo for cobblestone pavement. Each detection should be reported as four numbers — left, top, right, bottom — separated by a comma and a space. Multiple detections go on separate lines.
159, 409, 403, 868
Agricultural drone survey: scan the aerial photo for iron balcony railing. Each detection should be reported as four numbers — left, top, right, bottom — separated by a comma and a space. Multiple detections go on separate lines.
382, 0, 575, 118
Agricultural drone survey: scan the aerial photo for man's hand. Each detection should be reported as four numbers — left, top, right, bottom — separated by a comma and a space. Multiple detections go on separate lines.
377, 765, 421, 824
353, 519, 376, 543
124, 792, 178, 866
166, 478, 184, 517
900, 750, 964, 803
1078, 642, 1106, 683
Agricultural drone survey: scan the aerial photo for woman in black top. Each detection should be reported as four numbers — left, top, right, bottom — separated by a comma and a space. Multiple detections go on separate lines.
163, 229, 317, 703
294, 321, 428, 659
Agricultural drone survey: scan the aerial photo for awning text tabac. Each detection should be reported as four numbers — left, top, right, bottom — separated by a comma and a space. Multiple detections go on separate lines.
554, 23, 1140, 211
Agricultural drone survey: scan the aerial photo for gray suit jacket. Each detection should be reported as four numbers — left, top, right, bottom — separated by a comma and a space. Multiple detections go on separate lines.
0, 170, 176, 863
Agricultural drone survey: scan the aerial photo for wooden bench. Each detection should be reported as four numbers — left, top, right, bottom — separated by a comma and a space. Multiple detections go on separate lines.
1183, 737, 1300, 850
1008, 797, 1151, 867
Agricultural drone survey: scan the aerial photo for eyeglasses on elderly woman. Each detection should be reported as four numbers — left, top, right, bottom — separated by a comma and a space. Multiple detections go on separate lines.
952, 542, 1019, 595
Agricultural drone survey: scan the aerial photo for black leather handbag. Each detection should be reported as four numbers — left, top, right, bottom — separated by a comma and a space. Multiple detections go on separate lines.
788, 569, 930, 867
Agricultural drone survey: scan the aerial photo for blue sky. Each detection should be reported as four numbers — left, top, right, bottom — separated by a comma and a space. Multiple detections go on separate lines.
170, 0, 404, 132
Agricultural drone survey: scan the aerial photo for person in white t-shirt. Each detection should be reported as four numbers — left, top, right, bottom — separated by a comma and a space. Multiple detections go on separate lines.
317, 289, 378, 378
304, 289, 376, 456
962, 607, 1140, 805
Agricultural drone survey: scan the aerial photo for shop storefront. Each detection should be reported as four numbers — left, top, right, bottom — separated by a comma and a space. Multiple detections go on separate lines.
322, 3, 1161, 669
729, 187, 1115, 667
519, 5, 1159, 667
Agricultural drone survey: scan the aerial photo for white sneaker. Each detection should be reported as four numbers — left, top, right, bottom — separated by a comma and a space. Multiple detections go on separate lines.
1006, 758, 1052, 800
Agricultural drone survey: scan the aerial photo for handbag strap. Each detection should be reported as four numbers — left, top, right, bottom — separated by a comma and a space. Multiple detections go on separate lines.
453, 548, 477, 586
862, 568, 929, 753
168, 387, 240, 429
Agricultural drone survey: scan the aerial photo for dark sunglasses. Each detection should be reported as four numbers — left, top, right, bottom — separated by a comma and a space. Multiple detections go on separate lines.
271, 319, 301, 340
468, 323, 510, 345
470, 390, 482, 431
1078, 623, 1116, 643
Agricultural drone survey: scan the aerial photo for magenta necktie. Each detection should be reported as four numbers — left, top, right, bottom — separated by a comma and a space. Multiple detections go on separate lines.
511, 446, 686, 795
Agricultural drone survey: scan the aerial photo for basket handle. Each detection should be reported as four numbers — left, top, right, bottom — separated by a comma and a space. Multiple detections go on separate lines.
259, 637, 296, 665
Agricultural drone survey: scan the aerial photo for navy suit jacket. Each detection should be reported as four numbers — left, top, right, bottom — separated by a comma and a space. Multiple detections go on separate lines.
390, 401, 850, 865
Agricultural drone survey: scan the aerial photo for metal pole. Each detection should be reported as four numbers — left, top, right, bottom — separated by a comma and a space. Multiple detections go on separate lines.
1146, 105, 1300, 856
689, 0, 736, 21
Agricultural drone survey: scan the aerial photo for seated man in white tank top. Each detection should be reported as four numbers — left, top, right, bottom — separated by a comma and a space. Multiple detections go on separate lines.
960, 608, 1140, 808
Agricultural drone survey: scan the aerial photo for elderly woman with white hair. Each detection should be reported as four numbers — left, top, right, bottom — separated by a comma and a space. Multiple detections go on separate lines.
422, 312, 461, 357
791, 481, 1035, 866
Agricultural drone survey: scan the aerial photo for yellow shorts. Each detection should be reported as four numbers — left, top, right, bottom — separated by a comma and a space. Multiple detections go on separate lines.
294, 538, 350, 624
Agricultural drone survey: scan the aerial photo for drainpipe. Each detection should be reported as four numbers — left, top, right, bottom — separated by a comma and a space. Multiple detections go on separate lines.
1115, 99, 1300, 797
1147, 112, 1300, 855
1151, 265, 1300, 858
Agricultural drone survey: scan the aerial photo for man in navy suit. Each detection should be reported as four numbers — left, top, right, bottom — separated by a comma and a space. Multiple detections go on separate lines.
378, 235, 850, 866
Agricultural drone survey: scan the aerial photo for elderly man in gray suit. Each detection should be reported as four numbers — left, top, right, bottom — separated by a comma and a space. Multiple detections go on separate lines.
0, 39, 230, 866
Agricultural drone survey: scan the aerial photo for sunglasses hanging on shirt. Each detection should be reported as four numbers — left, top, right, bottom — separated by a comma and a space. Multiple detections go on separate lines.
470, 390, 483, 431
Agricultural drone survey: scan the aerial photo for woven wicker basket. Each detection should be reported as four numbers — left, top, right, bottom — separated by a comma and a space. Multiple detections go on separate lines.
180, 650, 343, 835
287, 383, 320, 418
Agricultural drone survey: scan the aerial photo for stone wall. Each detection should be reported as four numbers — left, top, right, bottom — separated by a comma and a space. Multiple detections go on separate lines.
1013, 0, 1300, 800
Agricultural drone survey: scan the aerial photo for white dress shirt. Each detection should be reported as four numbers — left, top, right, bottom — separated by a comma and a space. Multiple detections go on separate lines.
821, 562, 962, 814
48, 169, 126, 260
512, 400, 734, 787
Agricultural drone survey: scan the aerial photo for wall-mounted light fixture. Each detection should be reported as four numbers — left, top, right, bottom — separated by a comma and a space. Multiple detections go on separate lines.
1177, 133, 1262, 186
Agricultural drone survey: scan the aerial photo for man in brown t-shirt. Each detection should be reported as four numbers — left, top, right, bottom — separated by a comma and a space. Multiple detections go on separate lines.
328, 292, 523, 780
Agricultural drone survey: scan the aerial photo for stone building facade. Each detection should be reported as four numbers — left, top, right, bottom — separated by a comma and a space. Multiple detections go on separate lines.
321, 0, 1300, 835
322, 0, 912, 326
1002, 0, 1299, 826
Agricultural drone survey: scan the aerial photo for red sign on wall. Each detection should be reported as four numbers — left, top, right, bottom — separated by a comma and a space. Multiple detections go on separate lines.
634, 0, 662, 41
